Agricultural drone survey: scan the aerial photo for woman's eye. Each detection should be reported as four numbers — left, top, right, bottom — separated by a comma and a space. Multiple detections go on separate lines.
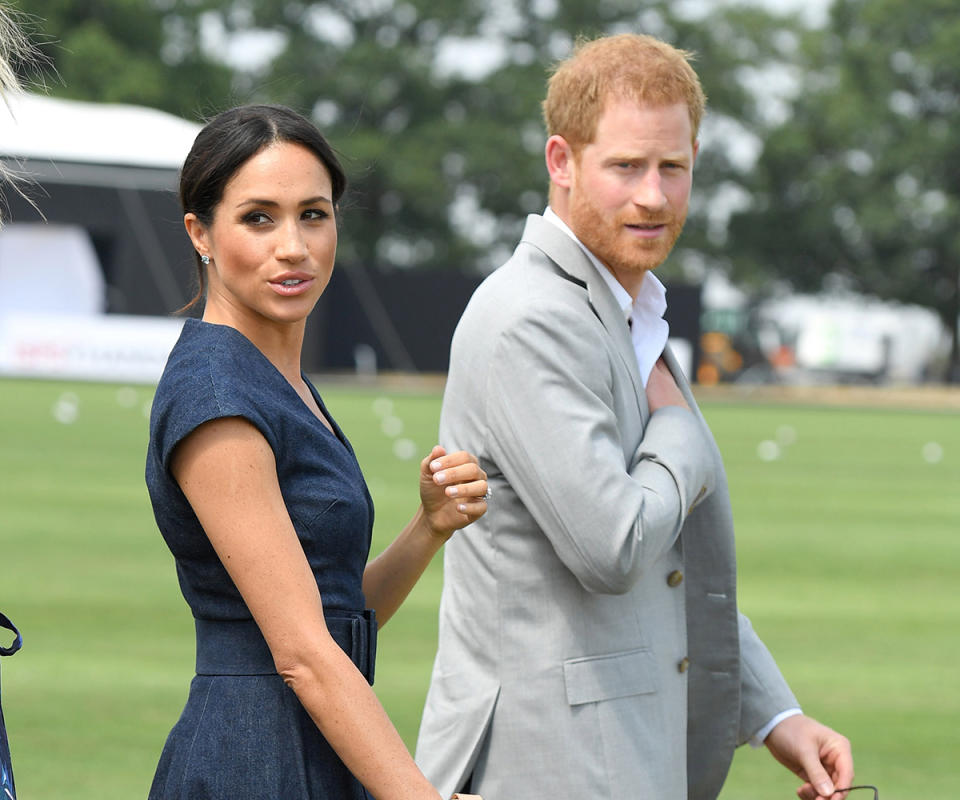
303, 208, 329, 221
244, 211, 272, 225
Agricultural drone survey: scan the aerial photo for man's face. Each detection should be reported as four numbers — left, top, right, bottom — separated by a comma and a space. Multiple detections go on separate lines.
566, 99, 697, 297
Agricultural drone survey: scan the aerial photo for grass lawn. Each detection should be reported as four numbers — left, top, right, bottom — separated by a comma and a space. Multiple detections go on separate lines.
1, 377, 957, 800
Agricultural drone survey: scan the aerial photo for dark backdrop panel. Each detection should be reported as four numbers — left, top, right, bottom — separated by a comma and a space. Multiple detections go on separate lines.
663, 283, 702, 376
4, 173, 195, 316
316, 267, 481, 373
316, 267, 701, 378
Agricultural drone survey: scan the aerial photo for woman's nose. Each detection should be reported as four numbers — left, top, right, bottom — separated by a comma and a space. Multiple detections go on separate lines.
275, 221, 308, 261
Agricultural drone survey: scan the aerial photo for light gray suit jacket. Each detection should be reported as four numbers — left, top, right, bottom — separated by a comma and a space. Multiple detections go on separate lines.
415, 215, 797, 800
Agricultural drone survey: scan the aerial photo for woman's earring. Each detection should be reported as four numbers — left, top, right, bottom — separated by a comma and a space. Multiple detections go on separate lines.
200, 254, 210, 265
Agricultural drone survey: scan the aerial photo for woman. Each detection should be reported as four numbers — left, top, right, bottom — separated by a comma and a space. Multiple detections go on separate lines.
145, 104, 488, 800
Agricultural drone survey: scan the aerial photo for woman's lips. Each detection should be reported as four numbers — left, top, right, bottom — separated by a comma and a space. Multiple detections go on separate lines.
269, 275, 316, 296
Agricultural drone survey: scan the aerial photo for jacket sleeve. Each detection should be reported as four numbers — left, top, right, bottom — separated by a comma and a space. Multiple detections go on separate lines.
736, 612, 800, 745
483, 301, 717, 594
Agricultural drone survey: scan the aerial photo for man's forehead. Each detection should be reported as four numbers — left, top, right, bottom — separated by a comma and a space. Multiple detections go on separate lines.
583, 96, 695, 146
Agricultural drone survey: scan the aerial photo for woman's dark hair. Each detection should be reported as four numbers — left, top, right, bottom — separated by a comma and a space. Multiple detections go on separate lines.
178, 104, 347, 312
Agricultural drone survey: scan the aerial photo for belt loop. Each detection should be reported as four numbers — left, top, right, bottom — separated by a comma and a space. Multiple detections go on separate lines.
364, 609, 377, 686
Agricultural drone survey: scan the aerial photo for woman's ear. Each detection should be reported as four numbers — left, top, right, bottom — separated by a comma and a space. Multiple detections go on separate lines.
183, 213, 209, 258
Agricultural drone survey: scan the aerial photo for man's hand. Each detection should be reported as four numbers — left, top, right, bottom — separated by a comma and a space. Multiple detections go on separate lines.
646, 357, 690, 412
764, 714, 854, 800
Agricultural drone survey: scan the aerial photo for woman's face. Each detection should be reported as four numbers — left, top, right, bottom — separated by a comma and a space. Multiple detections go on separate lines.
187, 141, 337, 328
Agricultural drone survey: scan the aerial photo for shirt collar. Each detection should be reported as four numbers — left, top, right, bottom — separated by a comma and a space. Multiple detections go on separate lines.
542, 207, 667, 324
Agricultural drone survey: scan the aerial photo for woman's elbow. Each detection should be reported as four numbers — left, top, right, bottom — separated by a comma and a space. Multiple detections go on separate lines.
275, 657, 315, 691
272, 637, 341, 693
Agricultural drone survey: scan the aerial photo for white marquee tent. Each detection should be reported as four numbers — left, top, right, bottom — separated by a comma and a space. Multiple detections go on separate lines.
0, 93, 201, 382
1, 91, 200, 171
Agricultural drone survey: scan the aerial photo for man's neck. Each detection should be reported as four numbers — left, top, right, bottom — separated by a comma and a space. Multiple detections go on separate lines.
542, 205, 646, 300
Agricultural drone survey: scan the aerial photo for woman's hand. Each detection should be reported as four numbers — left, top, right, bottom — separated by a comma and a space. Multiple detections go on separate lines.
420, 445, 488, 538
362, 446, 487, 625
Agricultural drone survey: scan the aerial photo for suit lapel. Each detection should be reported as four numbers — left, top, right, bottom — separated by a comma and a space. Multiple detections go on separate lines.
662, 343, 711, 428
661, 344, 693, 406
520, 215, 650, 422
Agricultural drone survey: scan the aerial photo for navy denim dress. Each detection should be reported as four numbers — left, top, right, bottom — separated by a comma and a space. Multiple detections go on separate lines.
145, 319, 376, 799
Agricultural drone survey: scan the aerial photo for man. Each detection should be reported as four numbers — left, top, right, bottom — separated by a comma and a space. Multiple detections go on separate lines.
416, 33, 853, 800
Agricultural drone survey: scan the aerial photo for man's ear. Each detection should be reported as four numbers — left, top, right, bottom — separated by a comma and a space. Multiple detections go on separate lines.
545, 135, 575, 189
183, 213, 209, 258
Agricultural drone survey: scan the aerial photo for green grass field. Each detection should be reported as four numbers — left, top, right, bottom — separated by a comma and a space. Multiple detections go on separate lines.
1, 377, 957, 800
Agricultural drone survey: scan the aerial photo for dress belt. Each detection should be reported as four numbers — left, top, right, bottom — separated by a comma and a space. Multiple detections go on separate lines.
194, 609, 377, 685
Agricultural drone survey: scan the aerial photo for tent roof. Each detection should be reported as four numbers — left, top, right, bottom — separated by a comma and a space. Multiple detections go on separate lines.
1, 92, 201, 170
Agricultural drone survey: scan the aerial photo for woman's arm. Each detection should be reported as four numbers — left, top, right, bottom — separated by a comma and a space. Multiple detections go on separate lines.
362, 446, 487, 627
171, 416, 443, 800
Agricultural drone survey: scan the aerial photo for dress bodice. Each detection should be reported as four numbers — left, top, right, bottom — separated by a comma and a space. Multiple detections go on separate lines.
145, 318, 374, 619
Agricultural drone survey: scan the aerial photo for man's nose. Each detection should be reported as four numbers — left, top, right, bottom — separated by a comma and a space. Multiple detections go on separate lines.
632, 170, 668, 211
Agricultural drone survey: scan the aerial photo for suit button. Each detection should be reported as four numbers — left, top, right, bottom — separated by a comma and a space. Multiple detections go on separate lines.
666, 570, 684, 587
687, 485, 708, 515
677, 657, 690, 673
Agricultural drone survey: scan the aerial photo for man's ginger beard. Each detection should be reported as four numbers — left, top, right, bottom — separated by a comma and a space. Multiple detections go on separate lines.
566, 170, 688, 279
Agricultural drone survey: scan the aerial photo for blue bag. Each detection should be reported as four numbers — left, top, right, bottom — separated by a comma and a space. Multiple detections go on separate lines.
0, 612, 22, 800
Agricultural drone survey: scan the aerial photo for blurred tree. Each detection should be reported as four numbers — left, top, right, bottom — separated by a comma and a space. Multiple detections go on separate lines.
728, 0, 960, 380
194, 0, 803, 276
11, 0, 233, 117
16, 0, 807, 284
